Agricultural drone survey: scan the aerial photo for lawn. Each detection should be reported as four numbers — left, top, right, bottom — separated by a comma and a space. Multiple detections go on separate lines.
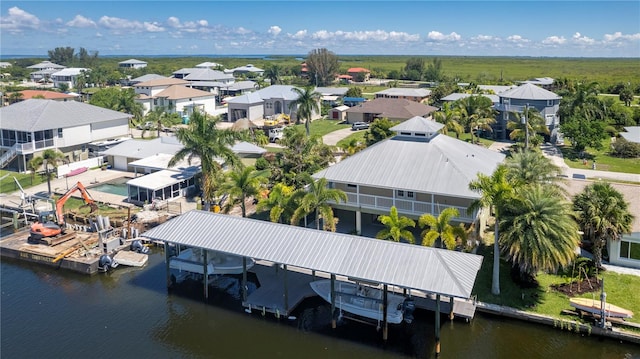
558, 139, 640, 174
291, 118, 350, 137
446, 132, 495, 148
472, 245, 640, 327
336, 131, 367, 148
0, 170, 47, 194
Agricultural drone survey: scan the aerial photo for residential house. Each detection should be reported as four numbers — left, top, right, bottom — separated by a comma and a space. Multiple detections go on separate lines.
134, 78, 216, 116
347, 67, 371, 82
118, 59, 148, 69
172, 68, 234, 84
195, 61, 223, 69
218, 81, 259, 99
345, 98, 437, 124
441, 93, 500, 106
0, 99, 131, 171
127, 74, 168, 86
374, 88, 431, 103
315, 87, 349, 107
520, 77, 555, 90
0, 62, 12, 68
494, 83, 562, 143
102, 136, 184, 171
328, 105, 349, 121
27, 61, 65, 71
51, 68, 88, 89
17, 90, 80, 102
28, 61, 66, 83
224, 64, 265, 77
620, 126, 640, 144
226, 85, 318, 123
313, 116, 505, 235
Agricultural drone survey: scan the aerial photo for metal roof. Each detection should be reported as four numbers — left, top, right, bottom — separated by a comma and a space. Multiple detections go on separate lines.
375, 88, 431, 97
441, 93, 499, 103
313, 129, 505, 199
127, 169, 196, 190
129, 153, 201, 172
119, 59, 147, 65
0, 99, 131, 132
102, 137, 183, 159
143, 210, 483, 298
621, 126, 640, 144
499, 83, 561, 101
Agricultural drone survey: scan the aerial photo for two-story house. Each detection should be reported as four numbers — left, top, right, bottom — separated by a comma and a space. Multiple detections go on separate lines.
347, 67, 371, 82
50, 68, 88, 89
0, 99, 131, 172
28, 61, 66, 83
494, 83, 562, 143
313, 116, 505, 235
134, 78, 217, 116
226, 85, 318, 123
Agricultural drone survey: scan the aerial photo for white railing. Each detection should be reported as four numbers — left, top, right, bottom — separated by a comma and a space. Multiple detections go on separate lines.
2, 138, 58, 154
0, 143, 19, 168
339, 193, 475, 222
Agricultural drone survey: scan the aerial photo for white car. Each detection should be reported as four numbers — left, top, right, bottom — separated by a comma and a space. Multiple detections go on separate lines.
351, 122, 369, 131
268, 127, 284, 143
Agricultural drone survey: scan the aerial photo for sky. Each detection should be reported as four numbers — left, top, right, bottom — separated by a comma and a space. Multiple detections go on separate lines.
1, 1, 639, 58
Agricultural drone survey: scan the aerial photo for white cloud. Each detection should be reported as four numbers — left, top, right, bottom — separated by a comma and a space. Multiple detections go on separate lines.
603, 31, 640, 42
99, 16, 143, 30
268, 25, 281, 36
167, 16, 181, 28
542, 36, 566, 45
572, 32, 595, 45
0, 6, 40, 32
144, 22, 164, 32
309, 29, 419, 42
290, 30, 307, 39
472, 35, 496, 42
67, 15, 96, 28
426, 31, 461, 42
506, 35, 529, 43
236, 27, 251, 35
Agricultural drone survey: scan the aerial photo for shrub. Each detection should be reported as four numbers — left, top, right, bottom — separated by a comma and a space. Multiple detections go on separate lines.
611, 137, 640, 158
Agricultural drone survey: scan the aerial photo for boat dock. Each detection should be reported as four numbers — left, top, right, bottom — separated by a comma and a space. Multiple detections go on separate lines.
241, 260, 476, 321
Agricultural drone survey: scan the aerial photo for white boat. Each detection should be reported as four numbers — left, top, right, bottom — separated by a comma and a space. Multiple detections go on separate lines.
169, 248, 255, 275
569, 297, 634, 318
310, 279, 410, 324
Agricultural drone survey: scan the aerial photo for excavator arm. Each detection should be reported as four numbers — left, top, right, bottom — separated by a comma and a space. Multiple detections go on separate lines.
55, 181, 98, 226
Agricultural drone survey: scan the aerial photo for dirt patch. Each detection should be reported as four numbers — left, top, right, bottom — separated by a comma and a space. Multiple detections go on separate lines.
551, 277, 602, 297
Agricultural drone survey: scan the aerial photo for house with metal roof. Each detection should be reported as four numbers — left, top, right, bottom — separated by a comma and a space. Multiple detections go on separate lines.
620, 126, 640, 144
126, 73, 168, 86
494, 83, 562, 143
29, 68, 59, 83
226, 85, 319, 123
224, 64, 265, 77
520, 77, 555, 89
374, 88, 431, 103
27, 61, 65, 71
441, 93, 500, 105
0, 99, 131, 171
195, 61, 224, 69
50, 68, 88, 89
173, 68, 235, 84
102, 136, 184, 171
313, 116, 505, 235
118, 59, 148, 69
345, 98, 437, 124
133, 78, 217, 116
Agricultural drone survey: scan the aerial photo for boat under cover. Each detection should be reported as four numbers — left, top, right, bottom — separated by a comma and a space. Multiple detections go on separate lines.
169, 248, 255, 275
310, 279, 407, 324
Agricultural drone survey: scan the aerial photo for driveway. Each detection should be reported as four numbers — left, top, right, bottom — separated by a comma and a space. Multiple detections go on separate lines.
323, 127, 356, 146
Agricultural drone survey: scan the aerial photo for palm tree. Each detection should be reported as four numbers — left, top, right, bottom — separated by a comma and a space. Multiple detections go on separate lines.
338, 137, 366, 159
504, 149, 563, 190
27, 156, 43, 185
169, 111, 242, 211
256, 182, 300, 223
289, 86, 321, 136
376, 206, 416, 244
291, 176, 347, 231
433, 102, 464, 138
468, 166, 514, 295
419, 207, 465, 249
500, 185, 580, 282
455, 95, 496, 143
573, 182, 634, 269
219, 165, 270, 217
36, 149, 66, 195
264, 64, 281, 85
506, 106, 549, 148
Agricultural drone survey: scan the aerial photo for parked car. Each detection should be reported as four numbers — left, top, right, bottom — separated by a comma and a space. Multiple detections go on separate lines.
351, 122, 369, 131
268, 127, 284, 143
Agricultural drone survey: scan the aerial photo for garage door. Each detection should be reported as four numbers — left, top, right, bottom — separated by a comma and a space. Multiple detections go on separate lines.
113, 156, 129, 171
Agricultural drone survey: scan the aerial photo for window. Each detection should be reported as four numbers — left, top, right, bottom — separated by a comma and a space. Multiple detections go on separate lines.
347, 184, 357, 188
58, 128, 63, 138
400, 132, 411, 136
396, 190, 404, 197
620, 240, 640, 260
407, 191, 414, 199
547, 100, 554, 106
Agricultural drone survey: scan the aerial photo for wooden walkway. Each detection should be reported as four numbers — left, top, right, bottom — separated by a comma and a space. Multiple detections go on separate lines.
242, 261, 476, 320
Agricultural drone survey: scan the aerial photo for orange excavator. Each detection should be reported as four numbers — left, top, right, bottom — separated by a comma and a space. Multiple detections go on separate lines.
29, 181, 98, 241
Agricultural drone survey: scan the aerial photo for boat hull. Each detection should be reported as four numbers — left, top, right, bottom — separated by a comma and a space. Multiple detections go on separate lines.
310, 279, 405, 324
169, 248, 255, 275
569, 298, 633, 318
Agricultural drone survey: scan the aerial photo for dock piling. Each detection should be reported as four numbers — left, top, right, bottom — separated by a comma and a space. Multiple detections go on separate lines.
330, 274, 336, 329
382, 284, 388, 342
435, 294, 441, 356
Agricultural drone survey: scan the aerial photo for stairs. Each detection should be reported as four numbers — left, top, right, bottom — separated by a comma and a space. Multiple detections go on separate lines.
0, 144, 19, 169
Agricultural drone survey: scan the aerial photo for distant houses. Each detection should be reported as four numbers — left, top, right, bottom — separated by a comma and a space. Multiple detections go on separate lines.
118, 59, 148, 69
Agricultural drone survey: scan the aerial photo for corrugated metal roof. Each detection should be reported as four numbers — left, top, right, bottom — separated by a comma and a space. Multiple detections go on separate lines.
313, 131, 505, 199
0, 99, 131, 132
102, 137, 183, 159
127, 169, 196, 190
499, 83, 561, 101
376, 88, 431, 97
441, 93, 499, 103
143, 210, 483, 298
391, 116, 443, 133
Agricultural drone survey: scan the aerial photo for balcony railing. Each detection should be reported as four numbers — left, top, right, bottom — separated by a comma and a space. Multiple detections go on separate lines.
1, 139, 58, 154
343, 193, 475, 222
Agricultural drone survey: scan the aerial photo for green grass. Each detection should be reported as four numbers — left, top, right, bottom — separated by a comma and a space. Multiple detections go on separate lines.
472, 246, 640, 326
292, 119, 350, 137
62, 196, 137, 217
558, 139, 640, 174
445, 132, 495, 148
336, 131, 367, 148
0, 170, 47, 194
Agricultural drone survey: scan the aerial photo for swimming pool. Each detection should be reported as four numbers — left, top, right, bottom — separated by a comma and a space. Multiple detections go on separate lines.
89, 177, 131, 197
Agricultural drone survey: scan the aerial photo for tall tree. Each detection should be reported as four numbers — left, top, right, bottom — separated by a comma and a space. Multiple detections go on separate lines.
418, 207, 464, 249
500, 185, 580, 282
573, 182, 634, 269
468, 166, 514, 295
274, 126, 334, 187
364, 118, 398, 146
424, 57, 443, 82
305, 48, 339, 87
504, 150, 563, 190
264, 64, 281, 85
27, 156, 43, 185
289, 86, 321, 136
47, 47, 75, 66
455, 95, 496, 143
403, 57, 425, 81
291, 176, 347, 231
376, 206, 416, 244
220, 165, 270, 217
169, 111, 242, 210
38, 149, 66, 195
559, 82, 608, 152
89, 87, 143, 123
256, 182, 299, 224
433, 102, 464, 138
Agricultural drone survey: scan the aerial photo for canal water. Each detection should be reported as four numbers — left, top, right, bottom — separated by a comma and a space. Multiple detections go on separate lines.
2, 248, 639, 359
